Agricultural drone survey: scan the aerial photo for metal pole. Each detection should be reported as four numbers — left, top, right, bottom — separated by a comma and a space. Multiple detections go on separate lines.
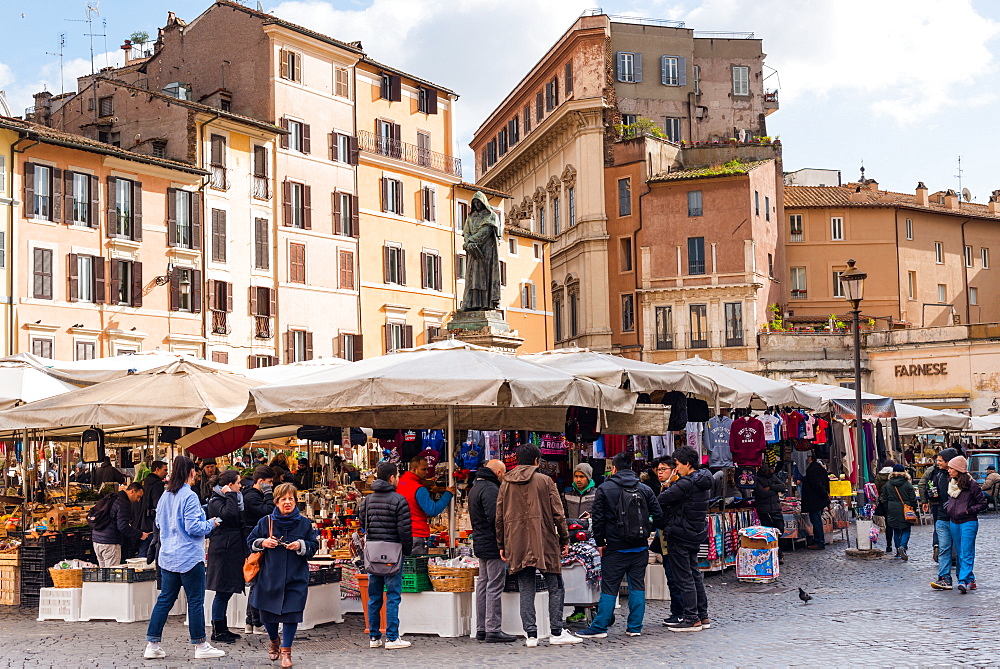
852, 305, 864, 487
447, 405, 455, 549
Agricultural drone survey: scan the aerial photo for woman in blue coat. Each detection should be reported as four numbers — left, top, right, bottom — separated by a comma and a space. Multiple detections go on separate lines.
247, 483, 318, 667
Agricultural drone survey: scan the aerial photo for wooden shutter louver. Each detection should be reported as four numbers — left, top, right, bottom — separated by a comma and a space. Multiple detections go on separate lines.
131, 261, 142, 308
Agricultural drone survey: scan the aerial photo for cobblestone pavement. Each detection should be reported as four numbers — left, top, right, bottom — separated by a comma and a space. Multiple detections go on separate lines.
1, 518, 996, 667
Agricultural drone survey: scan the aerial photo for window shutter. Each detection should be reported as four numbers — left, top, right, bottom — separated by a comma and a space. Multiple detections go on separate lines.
427, 89, 437, 114
499, 259, 506, 286
332, 191, 342, 235
293, 53, 301, 82
23, 164, 35, 217
421, 188, 428, 221
390, 75, 401, 102
132, 182, 143, 241
166, 188, 177, 246
190, 191, 202, 250
269, 287, 276, 318
110, 259, 120, 305
677, 57, 687, 86
616, 52, 626, 81
282, 180, 293, 226
383, 245, 390, 283
531, 283, 537, 310
399, 248, 406, 285
380, 178, 388, 213
284, 331, 293, 364
279, 118, 289, 150
329, 132, 338, 161
340, 250, 354, 289
535, 92, 543, 121
131, 261, 142, 307
420, 251, 428, 288
67, 253, 79, 302
50, 168, 62, 223
348, 135, 359, 165
565, 61, 573, 94
63, 170, 74, 223
403, 325, 413, 348
191, 269, 202, 313
302, 184, 312, 229
217, 210, 227, 262
634, 53, 643, 82
207, 278, 216, 311
433, 254, 441, 291
88, 175, 99, 229
553, 77, 559, 106
352, 335, 363, 361
249, 285, 259, 316
429, 188, 436, 222
169, 267, 180, 311
383, 324, 392, 353
226, 281, 234, 313
661, 56, 668, 85
94, 257, 106, 304
280, 49, 290, 79
106, 176, 117, 237
302, 124, 311, 154
394, 179, 403, 216
304, 331, 314, 360
350, 195, 359, 238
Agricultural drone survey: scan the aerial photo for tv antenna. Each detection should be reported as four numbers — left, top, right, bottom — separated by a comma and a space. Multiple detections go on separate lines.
955, 155, 964, 200
46, 34, 67, 95
67, 3, 106, 76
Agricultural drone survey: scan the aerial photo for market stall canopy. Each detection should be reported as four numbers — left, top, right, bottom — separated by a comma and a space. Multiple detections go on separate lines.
0, 351, 238, 386
0, 360, 262, 429
248, 339, 639, 431
891, 402, 970, 431
662, 357, 824, 410
244, 356, 353, 384
0, 361, 79, 409
969, 415, 1000, 432
520, 348, 723, 399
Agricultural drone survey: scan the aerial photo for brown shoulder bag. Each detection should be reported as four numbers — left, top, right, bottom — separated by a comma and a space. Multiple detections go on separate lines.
243, 516, 272, 583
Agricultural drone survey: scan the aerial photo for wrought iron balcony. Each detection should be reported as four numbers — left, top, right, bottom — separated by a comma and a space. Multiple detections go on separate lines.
763, 90, 779, 115
254, 315, 273, 340
209, 165, 229, 191
252, 175, 271, 200
357, 130, 462, 177
211, 310, 230, 335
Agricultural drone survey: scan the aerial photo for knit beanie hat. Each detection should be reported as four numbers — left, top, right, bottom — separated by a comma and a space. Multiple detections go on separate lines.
938, 447, 959, 463
574, 462, 593, 481
892, 464, 906, 472
948, 456, 968, 473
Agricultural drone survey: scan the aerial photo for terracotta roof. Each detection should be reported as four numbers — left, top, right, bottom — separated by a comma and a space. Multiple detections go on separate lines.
649, 159, 770, 182
457, 182, 511, 199
786, 185, 1000, 220
359, 57, 457, 98
214, 0, 364, 55
0, 116, 208, 175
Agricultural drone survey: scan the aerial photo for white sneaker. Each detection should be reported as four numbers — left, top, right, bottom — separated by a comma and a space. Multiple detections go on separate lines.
253, 626, 266, 635
244, 624, 254, 634
385, 638, 411, 650
193, 643, 226, 659
525, 637, 538, 648
369, 638, 383, 648
626, 631, 641, 637
143, 644, 166, 659
549, 629, 583, 645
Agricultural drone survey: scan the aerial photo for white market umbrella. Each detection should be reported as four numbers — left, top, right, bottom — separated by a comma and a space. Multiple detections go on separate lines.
882, 402, 969, 432
969, 415, 1000, 432
244, 356, 353, 384
520, 348, 723, 400
663, 356, 824, 410
0, 361, 79, 410
2, 351, 238, 386
0, 359, 262, 429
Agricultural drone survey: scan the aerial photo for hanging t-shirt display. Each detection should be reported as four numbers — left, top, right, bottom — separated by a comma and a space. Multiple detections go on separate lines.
685, 422, 705, 455
662, 391, 688, 431
651, 433, 674, 459
705, 415, 734, 467
760, 414, 782, 443
540, 434, 570, 456
803, 416, 816, 440
459, 437, 481, 471
482, 431, 501, 461
813, 417, 829, 445
729, 415, 766, 466
400, 430, 423, 462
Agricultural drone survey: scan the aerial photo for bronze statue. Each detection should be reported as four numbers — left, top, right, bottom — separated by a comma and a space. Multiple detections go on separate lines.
461, 191, 502, 311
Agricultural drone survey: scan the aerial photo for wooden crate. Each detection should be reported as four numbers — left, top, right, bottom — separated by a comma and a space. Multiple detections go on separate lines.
0, 565, 19, 605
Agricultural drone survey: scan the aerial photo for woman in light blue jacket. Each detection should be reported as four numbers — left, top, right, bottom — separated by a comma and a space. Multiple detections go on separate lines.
143, 456, 225, 660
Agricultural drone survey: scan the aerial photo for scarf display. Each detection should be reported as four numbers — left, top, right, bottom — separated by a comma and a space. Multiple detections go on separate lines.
562, 540, 601, 586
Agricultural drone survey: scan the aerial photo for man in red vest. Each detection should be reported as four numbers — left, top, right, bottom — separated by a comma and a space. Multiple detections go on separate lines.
396, 457, 455, 554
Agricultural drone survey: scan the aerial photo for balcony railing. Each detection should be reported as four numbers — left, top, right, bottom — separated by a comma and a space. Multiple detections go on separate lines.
209, 165, 229, 191
763, 90, 779, 115
211, 310, 230, 335
254, 315, 273, 340
252, 175, 271, 200
790, 289, 808, 300
357, 129, 462, 177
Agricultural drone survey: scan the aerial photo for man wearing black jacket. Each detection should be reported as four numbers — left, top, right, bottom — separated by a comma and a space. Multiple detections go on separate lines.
359, 463, 413, 650
137, 461, 167, 558
469, 460, 515, 643
577, 453, 662, 639
92, 484, 148, 567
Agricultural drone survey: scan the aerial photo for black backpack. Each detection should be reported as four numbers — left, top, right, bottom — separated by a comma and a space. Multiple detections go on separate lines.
616, 482, 651, 544
87, 493, 117, 531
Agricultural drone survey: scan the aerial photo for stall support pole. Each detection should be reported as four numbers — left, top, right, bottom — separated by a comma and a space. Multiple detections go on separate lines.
851, 303, 865, 506
448, 405, 455, 549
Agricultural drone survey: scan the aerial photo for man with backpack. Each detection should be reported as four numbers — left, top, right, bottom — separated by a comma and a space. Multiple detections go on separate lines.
577, 453, 662, 639
90, 483, 149, 567
137, 461, 167, 558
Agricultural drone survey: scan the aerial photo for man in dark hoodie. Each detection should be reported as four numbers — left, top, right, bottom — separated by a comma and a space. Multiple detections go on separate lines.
469, 460, 516, 643
577, 453, 662, 639
137, 461, 167, 558
92, 483, 148, 567
656, 446, 713, 632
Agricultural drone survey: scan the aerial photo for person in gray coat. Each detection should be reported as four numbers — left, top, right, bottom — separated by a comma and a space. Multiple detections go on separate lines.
469, 460, 515, 643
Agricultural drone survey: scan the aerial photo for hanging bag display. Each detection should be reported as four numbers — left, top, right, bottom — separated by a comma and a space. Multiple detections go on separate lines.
243, 516, 272, 583
894, 486, 919, 524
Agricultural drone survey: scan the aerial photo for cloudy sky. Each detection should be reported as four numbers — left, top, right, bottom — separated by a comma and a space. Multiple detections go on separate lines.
2, 0, 998, 200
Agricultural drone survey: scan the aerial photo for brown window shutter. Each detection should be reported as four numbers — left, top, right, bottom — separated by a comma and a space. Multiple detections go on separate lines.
269, 287, 277, 318
110, 259, 121, 304
351, 195, 360, 238
62, 170, 73, 223
500, 259, 507, 286
131, 261, 143, 308
166, 188, 177, 246
352, 334, 363, 361
384, 324, 392, 353
565, 61, 573, 94
403, 324, 413, 348
253, 145, 267, 177
349, 136, 359, 165
207, 278, 217, 311
427, 89, 438, 114
47, 170, 60, 220
23, 163, 35, 217
284, 331, 293, 363
279, 118, 289, 149
390, 75, 401, 102
106, 176, 117, 237
210, 135, 226, 167
226, 282, 234, 313
302, 184, 312, 229
94, 256, 106, 304
383, 245, 391, 283
429, 188, 436, 222
247, 354, 254, 368
217, 210, 227, 262
380, 178, 387, 213
191, 269, 202, 313
394, 179, 403, 216
420, 251, 428, 288
399, 248, 407, 285
249, 285, 259, 316
190, 191, 202, 250
280, 49, 290, 79
536, 91, 543, 121
434, 254, 442, 291
329, 133, 338, 161
169, 267, 180, 311
332, 191, 342, 235
282, 180, 293, 226
302, 124, 311, 154
88, 175, 99, 229
132, 182, 143, 241
67, 253, 79, 302
304, 331, 314, 360
339, 250, 354, 289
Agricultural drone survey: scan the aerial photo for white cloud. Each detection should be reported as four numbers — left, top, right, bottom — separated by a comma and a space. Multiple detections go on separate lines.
3, 50, 125, 117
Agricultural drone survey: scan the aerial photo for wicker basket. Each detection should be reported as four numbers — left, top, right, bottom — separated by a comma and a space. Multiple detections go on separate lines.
49, 568, 83, 588
427, 565, 478, 593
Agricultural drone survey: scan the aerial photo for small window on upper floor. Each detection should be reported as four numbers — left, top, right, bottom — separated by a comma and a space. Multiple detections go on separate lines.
98, 96, 114, 117
334, 66, 350, 98
380, 72, 401, 102
905, 218, 913, 240
616, 52, 641, 83
162, 82, 192, 100
732, 66, 750, 96
417, 86, 438, 114
280, 49, 302, 83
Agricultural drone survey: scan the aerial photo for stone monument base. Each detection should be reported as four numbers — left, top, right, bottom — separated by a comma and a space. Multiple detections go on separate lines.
436, 310, 524, 354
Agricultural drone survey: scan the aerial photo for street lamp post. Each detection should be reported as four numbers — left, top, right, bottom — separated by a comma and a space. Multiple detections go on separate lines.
840, 259, 867, 491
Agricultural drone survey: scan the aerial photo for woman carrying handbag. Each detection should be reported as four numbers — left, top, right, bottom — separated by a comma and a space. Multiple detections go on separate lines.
206, 470, 247, 643
879, 464, 919, 561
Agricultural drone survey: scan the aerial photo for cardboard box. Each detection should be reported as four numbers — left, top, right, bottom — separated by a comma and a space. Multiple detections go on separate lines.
739, 535, 779, 550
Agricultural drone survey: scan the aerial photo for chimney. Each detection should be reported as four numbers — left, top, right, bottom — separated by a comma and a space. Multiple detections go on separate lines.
849, 185, 865, 203
862, 179, 878, 191
944, 189, 960, 210
31, 91, 53, 125
989, 191, 1000, 215
915, 181, 929, 206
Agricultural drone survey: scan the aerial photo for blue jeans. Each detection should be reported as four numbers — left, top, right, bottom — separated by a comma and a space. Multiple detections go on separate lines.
367, 570, 402, 642
137, 535, 153, 559
950, 521, 978, 585
885, 525, 911, 551
936, 520, 954, 581
808, 510, 825, 547
591, 549, 647, 633
146, 562, 207, 644
211, 591, 233, 621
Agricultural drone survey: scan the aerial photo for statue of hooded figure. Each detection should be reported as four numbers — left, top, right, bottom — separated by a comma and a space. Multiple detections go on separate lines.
461, 191, 502, 311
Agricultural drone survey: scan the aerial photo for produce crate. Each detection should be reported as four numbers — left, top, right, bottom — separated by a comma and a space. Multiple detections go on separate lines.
107, 567, 156, 583
37, 586, 82, 622
0, 565, 19, 605
402, 555, 429, 574
401, 573, 432, 593
21, 534, 61, 551
82, 567, 110, 582
503, 573, 547, 593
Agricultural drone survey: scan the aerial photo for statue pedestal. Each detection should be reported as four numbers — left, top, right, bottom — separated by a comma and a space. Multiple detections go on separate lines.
438, 310, 524, 354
